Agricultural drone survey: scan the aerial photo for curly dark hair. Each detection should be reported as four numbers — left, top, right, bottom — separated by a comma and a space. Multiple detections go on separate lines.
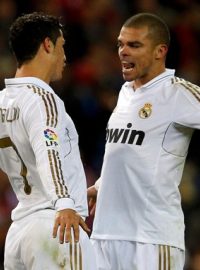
9, 12, 63, 67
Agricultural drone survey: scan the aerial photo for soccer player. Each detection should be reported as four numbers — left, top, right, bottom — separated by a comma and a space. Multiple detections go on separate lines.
88, 12, 200, 270
1, 12, 97, 270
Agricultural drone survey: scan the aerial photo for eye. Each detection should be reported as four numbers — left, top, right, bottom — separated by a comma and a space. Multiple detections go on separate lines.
117, 42, 121, 48
129, 42, 142, 48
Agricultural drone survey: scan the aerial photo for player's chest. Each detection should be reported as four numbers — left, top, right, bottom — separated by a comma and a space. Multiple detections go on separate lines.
107, 95, 173, 144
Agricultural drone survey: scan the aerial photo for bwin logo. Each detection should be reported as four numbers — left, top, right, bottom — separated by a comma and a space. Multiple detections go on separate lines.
106, 123, 145, 145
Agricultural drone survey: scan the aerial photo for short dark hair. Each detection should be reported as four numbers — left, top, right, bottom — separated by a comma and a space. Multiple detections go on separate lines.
9, 12, 63, 67
123, 13, 170, 46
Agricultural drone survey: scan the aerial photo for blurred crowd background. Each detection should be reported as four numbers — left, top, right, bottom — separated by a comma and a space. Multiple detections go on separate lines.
0, 0, 200, 269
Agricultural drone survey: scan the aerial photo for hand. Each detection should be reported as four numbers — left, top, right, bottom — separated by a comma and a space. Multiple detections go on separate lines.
52, 209, 90, 244
87, 185, 98, 216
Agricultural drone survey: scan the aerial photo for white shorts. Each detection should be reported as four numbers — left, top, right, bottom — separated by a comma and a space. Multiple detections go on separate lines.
91, 239, 185, 270
4, 210, 97, 270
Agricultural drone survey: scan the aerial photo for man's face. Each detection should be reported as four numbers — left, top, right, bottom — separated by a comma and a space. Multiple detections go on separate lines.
117, 26, 158, 84
51, 31, 66, 82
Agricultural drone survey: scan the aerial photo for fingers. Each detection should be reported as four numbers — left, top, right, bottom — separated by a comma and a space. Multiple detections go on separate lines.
88, 198, 93, 207
72, 222, 80, 242
53, 210, 90, 244
53, 219, 59, 239
64, 224, 72, 243
88, 198, 96, 215
59, 222, 67, 244
87, 185, 97, 215
53, 222, 73, 244
53, 219, 68, 244
79, 217, 90, 233
90, 203, 96, 216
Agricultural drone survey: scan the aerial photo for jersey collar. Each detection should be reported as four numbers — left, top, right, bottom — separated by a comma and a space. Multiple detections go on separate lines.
5, 77, 54, 94
124, 69, 175, 90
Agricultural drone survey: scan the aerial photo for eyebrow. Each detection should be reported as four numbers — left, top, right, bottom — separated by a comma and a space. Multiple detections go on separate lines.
129, 41, 143, 45
117, 39, 143, 46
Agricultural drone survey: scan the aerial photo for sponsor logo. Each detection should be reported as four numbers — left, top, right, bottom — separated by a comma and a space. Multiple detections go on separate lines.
139, 103, 152, 119
44, 129, 58, 146
106, 123, 145, 145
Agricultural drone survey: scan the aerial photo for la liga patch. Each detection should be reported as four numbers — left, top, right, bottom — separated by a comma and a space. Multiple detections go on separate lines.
44, 128, 58, 146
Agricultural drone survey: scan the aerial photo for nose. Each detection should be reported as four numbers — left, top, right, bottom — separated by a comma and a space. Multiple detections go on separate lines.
118, 45, 129, 57
64, 55, 67, 64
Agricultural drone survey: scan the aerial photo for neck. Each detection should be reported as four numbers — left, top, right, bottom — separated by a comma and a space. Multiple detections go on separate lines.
133, 66, 166, 90
15, 54, 51, 84
15, 66, 50, 84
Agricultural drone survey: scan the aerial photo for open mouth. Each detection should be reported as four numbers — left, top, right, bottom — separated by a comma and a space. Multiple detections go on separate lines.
122, 62, 135, 71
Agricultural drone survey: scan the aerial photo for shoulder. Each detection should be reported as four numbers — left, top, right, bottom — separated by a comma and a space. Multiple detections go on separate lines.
26, 84, 57, 98
171, 76, 200, 101
172, 77, 200, 106
171, 76, 200, 92
25, 83, 63, 108
172, 75, 199, 86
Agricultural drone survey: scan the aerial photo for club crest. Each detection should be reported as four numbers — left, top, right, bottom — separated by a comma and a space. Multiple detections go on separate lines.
139, 103, 152, 119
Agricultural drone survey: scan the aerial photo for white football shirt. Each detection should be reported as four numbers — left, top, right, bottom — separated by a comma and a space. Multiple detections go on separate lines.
91, 69, 200, 250
0, 77, 88, 221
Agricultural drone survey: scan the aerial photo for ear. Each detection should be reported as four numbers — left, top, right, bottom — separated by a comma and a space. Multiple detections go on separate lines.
155, 44, 168, 60
43, 37, 54, 53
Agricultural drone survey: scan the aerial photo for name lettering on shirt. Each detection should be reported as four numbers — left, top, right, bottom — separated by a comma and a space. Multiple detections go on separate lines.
0, 107, 20, 122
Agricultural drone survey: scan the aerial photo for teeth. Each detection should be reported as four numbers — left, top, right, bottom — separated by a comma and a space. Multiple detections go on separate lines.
122, 62, 134, 69
125, 66, 132, 70
123, 67, 133, 71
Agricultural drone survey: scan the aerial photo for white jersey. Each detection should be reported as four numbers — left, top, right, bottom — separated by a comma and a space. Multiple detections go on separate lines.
0, 77, 88, 221
91, 69, 200, 250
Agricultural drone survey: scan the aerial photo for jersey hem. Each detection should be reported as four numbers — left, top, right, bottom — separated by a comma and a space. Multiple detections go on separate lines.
90, 234, 185, 251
